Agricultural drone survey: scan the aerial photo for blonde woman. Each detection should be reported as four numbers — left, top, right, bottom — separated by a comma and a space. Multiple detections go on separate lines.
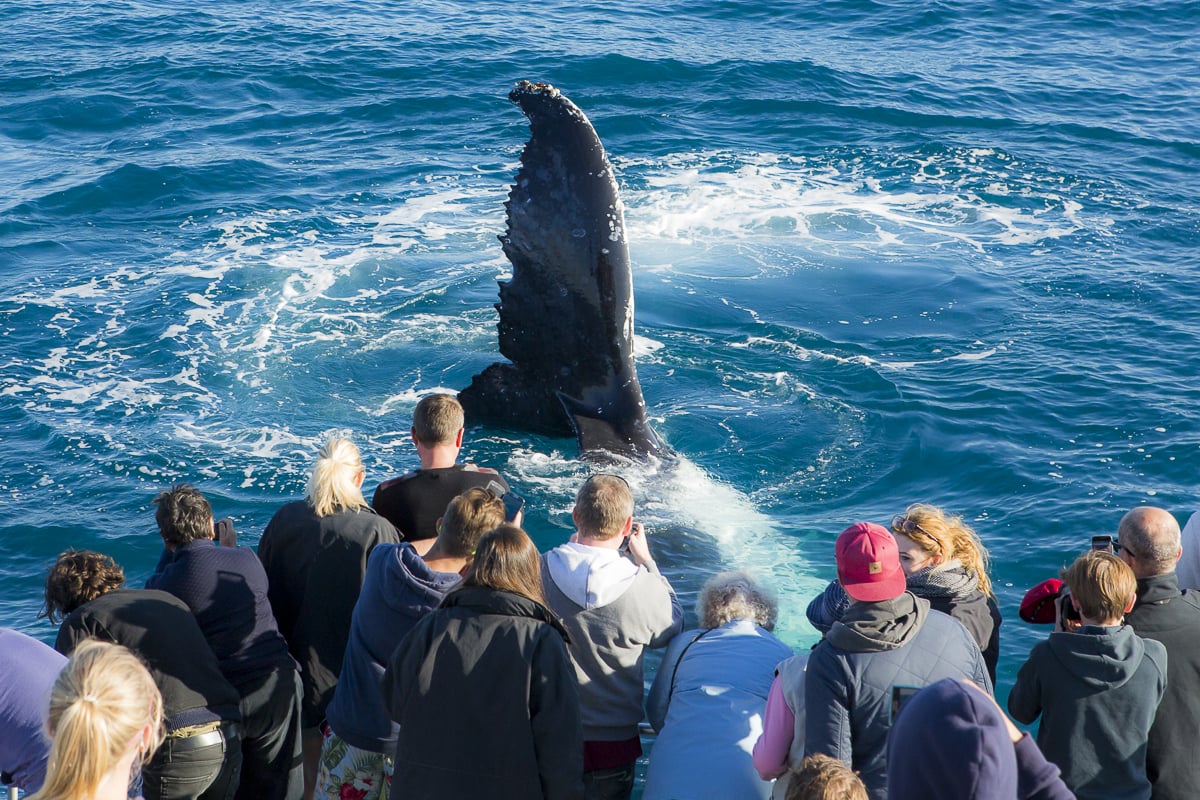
29, 640, 164, 800
890, 503, 1001, 682
258, 437, 399, 796
805, 504, 1001, 683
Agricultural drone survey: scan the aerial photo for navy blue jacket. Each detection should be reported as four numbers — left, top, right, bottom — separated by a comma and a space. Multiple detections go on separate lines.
888, 678, 1073, 800
325, 542, 461, 751
147, 538, 296, 693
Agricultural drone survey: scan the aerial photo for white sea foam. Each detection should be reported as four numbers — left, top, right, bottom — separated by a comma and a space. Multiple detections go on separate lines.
615, 149, 1109, 261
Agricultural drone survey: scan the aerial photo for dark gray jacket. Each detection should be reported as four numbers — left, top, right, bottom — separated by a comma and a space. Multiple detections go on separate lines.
1008, 624, 1167, 800
382, 586, 583, 800
1121, 573, 1199, 800
804, 592, 992, 799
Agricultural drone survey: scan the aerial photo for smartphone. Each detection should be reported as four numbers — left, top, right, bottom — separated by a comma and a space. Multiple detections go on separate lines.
500, 490, 525, 522
891, 685, 921, 722
1091, 534, 1114, 553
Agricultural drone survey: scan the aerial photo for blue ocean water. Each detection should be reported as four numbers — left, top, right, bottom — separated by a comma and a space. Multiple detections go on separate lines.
3, 0, 1199, 775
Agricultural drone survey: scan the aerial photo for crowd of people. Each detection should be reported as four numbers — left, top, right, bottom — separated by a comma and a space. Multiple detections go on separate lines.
3, 392, 1200, 800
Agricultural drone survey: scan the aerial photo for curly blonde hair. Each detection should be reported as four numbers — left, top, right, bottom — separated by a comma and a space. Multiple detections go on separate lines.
891, 503, 994, 597
698, 570, 779, 631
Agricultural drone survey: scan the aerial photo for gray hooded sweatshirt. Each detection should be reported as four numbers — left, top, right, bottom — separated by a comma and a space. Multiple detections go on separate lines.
542, 543, 684, 742
1008, 624, 1167, 800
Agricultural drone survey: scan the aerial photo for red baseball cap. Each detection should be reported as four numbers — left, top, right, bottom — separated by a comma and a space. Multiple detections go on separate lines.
836, 522, 907, 602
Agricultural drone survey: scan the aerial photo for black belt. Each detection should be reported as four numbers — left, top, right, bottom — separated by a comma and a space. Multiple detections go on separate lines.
169, 723, 238, 752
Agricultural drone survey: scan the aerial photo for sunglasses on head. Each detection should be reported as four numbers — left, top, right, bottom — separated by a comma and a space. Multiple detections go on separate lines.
892, 515, 933, 538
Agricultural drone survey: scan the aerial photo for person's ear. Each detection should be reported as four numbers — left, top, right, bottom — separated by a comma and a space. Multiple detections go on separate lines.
410, 426, 419, 446
354, 470, 365, 489
1124, 594, 1137, 614
620, 516, 633, 537
1070, 595, 1082, 613
454, 428, 464, 448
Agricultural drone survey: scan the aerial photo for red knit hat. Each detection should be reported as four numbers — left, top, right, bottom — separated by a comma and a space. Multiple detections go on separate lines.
836, 522, 907, 602
1019, 578, 1064, 624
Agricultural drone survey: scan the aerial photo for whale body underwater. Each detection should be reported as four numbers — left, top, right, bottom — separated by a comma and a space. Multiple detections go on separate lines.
459, 81, 668, 461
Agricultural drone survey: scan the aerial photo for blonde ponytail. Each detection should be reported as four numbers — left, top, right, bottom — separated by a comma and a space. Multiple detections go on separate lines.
306, 437, 368, 518
30, 640, 163, 800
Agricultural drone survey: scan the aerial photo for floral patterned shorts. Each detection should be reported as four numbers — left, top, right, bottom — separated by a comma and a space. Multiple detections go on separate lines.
314, 723, 393, 800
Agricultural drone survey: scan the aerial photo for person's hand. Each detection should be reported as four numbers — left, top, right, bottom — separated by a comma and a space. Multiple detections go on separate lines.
216, 518, 237, 548
1054, 593, 1081, 632
625, 522, 653, 567
961, 679, 1023, 744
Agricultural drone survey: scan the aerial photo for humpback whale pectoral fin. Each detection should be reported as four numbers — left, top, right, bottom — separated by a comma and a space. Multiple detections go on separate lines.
557, 385, 664, 461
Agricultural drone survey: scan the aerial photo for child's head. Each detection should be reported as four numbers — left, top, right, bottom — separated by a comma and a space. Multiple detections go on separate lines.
438, 487, 506, 558
786, 754, 868, 800
1061, 550, 1137, 622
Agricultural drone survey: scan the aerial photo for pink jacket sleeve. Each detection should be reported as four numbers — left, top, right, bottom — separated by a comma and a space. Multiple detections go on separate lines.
752, 675, 795, 780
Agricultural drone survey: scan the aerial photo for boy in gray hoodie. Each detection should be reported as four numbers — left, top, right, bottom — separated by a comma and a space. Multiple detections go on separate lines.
542, 474, 684, 800
1008, 550, 1167, 800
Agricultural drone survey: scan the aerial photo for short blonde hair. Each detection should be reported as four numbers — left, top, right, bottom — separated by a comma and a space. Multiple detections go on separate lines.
32, 640, 164, 800
786, 754, 868, 800
891, 503, 994, 597
413, 394, 464, 446
1061, 550, 1137, 622
306, 437, 367, 518
573, 474, 633, 540
439, 488, 506, 558
698, 571, 779, 631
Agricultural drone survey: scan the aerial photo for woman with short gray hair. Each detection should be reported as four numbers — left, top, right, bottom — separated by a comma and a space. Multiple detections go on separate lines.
644, 570, 793, 800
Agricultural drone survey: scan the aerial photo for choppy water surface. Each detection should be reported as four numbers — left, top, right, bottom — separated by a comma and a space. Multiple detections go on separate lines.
3, 0, 1200, 767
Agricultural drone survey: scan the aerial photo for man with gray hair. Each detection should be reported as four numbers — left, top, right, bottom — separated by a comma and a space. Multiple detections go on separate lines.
1117, 505, 1200, 800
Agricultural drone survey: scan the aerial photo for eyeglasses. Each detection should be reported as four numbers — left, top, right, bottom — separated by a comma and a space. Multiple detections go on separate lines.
892, 515, 933, 538
1113, 541, 1134, 557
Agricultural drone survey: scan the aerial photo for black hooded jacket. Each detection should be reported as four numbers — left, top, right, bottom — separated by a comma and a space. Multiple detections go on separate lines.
382, 585, 583, 799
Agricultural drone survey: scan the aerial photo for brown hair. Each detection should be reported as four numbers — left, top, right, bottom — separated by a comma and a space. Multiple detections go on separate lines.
461, 525, 546, 606
29, 640, 164, 800
42, 550, 125, 623
786, 754, 868, 800
573, 474, 633, 540
413, 393, 464, 446
1061, 550, 1137, 622
698, 570, 778, 631
154, 483, 214, 547
891, 503, 994, 597
439, 488, 506, 558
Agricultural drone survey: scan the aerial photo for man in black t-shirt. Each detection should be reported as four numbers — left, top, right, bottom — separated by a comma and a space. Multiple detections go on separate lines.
372, 393, 512, 555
